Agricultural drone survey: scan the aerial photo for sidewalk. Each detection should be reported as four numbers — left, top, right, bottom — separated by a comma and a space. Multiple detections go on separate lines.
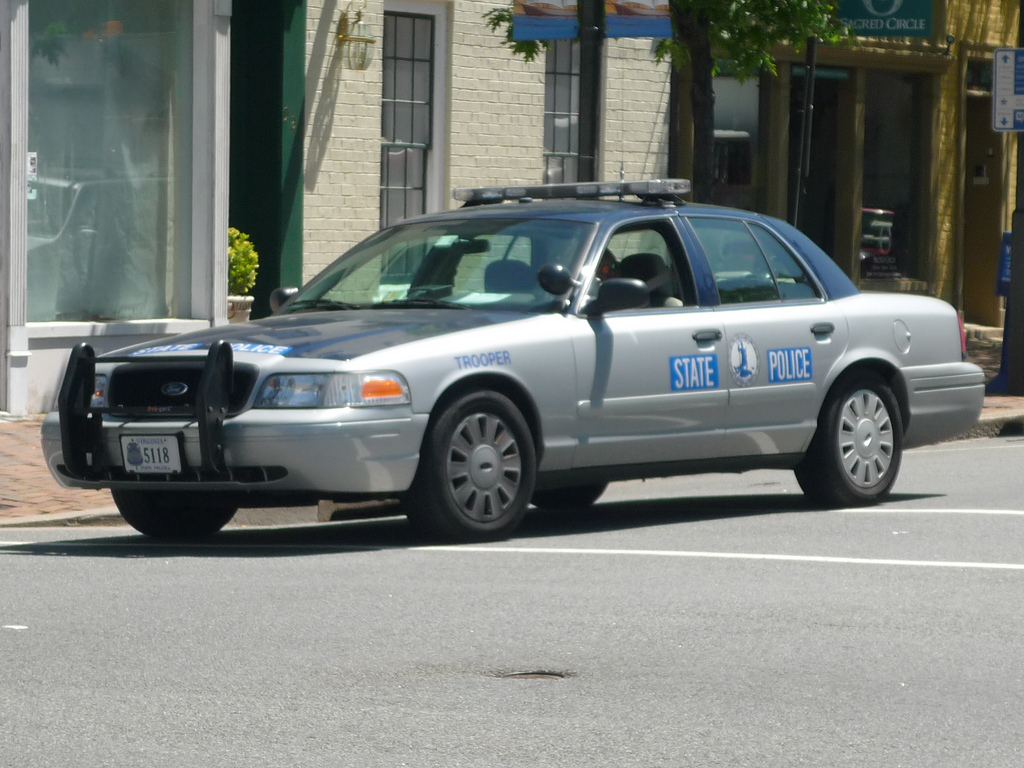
2, 330, 1023, 527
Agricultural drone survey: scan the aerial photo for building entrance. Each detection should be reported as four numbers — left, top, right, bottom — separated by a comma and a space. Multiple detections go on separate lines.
963, 93, 1005, 327
788, 73, 841, 258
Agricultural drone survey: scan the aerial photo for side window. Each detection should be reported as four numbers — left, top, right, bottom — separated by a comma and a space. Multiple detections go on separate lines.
749, 225, 821, 301
688, 217, 780, 304
597, 224, 695, 308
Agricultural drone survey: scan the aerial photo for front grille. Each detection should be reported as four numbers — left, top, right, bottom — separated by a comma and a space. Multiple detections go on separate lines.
107, 363, 258, 415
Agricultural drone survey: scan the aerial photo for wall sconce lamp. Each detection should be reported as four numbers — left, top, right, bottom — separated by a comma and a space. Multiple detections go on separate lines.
337, 4, 375, 71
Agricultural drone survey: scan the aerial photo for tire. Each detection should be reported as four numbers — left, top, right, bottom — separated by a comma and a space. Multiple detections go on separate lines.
795, 371, 903, 508
111, 489, 237, 539
405, 391, 537, 542
532, 483, 608, 511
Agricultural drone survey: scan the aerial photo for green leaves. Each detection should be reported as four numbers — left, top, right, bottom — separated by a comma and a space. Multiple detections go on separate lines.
228, 228, 259, 297
483, 7, 547, 63
669, 0, 851, 79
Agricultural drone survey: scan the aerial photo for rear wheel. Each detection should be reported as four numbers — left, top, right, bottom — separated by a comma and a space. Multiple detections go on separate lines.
405, 391, 536, 542
532, 483, 608, 511
111, 489, 237, 539
795, 371, 903, 507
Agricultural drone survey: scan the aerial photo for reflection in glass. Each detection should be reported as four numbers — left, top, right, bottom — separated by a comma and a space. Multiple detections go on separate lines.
27, 0, 192, 322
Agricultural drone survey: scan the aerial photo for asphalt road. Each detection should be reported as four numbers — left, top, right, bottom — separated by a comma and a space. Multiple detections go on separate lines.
2, 436, 1023, 767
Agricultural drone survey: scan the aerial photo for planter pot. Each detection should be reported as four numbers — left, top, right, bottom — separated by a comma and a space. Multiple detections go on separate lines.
227, 295, 254, 324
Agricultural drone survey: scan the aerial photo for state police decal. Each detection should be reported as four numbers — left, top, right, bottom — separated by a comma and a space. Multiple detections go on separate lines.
669, 354, 719, 391
729, 334, 758, 387
767, 347, 813, 383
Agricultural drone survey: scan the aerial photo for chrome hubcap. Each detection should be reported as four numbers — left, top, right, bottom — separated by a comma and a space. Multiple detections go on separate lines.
838, 388, 894, 489
446, 412, 522, 522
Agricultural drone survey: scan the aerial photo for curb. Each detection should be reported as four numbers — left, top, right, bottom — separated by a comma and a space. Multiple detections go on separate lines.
0, 506, 123, 528
957, 414, 1024, 440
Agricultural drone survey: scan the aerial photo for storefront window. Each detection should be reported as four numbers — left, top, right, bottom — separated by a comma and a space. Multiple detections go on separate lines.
861, 71, 923, 280
27, 1, 192, 321
711, 75, 759, 211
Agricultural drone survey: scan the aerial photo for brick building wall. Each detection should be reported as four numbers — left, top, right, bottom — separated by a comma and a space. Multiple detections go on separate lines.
303, 1, 672, 282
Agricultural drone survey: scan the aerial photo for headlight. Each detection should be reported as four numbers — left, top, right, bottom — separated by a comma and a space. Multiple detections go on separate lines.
254, 372, 411, 408
91, 375, 109, 408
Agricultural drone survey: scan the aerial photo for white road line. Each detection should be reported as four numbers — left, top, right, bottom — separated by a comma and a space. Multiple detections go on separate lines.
912, 440, 1024, 454
839, 508, 1024, 516
3, 539, 1023, 570
418, 545, 1024, 570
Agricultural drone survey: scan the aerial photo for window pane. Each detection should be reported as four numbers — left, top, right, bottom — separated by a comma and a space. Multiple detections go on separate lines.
395, 16, 413, 56
382, 102, 395, 142
412, 104, 430, 145
382, 58, 395, 99
553, 115, 570, 154
544, 157, 564, 185
689, 218, 780, 304
555, 73, 570, 114
385, 147, 407, 186
750, 225, 821, 300
406, 188, 423, 218
407, 148, 424, 185
413, 61, 430, 102
27, 0, 191, 321
414, 17, 432, 60
384, 15, 396, 57
386, 189, 407, 225
394, 102, 413, 143
395, 59, 413, 101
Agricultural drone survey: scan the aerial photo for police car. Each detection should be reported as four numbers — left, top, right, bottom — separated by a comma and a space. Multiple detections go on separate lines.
41, 180, 985, 541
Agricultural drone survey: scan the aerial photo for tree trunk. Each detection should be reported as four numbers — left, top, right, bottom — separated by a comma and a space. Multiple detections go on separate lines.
673, 9, 715, 203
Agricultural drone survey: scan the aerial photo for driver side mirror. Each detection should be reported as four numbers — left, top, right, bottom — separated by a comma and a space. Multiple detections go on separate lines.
538, 263, 580, 295
269, 286, 299, 313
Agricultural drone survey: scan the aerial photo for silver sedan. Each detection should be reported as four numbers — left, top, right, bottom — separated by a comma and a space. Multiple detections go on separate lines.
41, 180, 984, 541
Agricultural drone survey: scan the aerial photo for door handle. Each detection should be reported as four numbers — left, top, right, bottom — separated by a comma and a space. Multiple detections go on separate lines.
811, 322, 835, 335
692, 329, 723, 342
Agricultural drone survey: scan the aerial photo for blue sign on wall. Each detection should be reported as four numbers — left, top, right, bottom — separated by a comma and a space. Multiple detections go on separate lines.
998, 231, 1012, 298
993, 50, 1024, 131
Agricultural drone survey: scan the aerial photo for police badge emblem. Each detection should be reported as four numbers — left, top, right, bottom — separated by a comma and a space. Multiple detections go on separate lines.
729, 334, 758, 387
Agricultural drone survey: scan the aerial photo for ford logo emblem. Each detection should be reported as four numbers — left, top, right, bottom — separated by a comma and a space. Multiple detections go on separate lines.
161, 382, 189, 397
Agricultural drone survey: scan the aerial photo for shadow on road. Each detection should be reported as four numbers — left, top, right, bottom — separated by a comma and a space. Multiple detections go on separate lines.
0, 491, 941, 559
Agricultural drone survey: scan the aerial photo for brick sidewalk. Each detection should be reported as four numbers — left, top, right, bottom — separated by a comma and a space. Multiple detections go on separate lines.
0, 418, 112, 519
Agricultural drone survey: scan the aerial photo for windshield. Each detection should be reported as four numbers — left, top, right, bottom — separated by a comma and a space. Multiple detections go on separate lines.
283, 217, 595, 313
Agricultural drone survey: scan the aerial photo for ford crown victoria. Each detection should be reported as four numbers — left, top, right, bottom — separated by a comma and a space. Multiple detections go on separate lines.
41, 180, 985, 541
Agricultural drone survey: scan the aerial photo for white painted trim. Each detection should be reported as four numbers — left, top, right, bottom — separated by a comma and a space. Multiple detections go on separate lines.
0, 0, 29, 415
192, 0, 232, 325
383, 0, 448, 214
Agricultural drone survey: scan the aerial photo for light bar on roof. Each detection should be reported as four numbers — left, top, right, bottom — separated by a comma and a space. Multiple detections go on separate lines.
452, 179, 692, 204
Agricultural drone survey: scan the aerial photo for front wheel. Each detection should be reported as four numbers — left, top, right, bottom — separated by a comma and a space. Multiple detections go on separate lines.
111, 489, 238, 539
404, 391, 537, 542
795, 372, 904, 508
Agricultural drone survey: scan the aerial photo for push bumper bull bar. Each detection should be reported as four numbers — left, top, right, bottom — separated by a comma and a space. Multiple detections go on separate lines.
57, 340, 235, 481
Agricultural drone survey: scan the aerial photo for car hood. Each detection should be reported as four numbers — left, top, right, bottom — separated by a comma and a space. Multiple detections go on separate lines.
112, 309, 532, 361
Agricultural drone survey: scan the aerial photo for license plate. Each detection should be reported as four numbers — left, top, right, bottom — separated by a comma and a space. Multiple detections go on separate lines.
120, 435, 182, 474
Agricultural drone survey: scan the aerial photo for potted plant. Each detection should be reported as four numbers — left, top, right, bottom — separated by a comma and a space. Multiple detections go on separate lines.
227, 227, 259, 323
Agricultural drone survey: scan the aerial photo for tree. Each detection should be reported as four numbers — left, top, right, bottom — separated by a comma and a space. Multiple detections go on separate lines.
486, 1, 849, 203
